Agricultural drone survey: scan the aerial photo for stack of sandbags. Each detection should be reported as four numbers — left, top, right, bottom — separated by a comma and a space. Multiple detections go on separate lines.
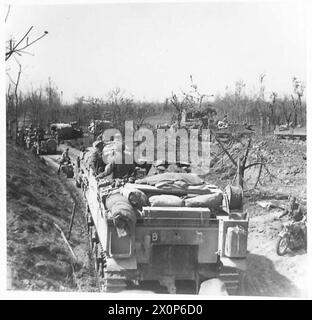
136, 172, 204, 187
149, 195, 184, 207
105, 193, 138, 238
184, 191, 223, 209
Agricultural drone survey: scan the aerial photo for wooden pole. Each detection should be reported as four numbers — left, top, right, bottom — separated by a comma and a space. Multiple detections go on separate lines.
237, 158, 243, 189
68, 202, 76, 240
54, 223, 77, 260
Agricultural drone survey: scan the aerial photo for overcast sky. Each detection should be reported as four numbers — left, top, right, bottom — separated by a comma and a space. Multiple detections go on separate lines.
5, 1, 307, 103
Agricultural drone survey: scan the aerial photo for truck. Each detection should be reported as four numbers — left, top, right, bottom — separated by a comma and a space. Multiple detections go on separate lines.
36, 137, 58, 155
50, 123, 83, 141
76, 155, 249, 295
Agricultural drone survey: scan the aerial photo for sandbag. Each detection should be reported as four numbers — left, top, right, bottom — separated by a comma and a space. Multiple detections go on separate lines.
105, 193, 137, 238
149, 195, 184, 207
136, 172, 204, 186
121, 188, 148, 209
185, 192, 223, 208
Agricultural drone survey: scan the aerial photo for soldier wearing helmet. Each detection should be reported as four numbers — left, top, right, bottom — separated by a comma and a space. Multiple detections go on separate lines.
58, 148, 71, 174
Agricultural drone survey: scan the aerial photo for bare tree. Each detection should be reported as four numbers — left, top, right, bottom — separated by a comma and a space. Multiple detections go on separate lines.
5, 5, 49, 139
6, 26, 48, 61
268, 91, 278, 130
291, 77, 304, 127
7, 63, 22, 143
170, 92, 187, 128
170, 75, 214, 128
107, 88, 134, 133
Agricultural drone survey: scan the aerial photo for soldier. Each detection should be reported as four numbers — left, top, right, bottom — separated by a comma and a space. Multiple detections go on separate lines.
279, 196, 304, 221
37, 125, 45, 141
77, 145, 87, 169
58, 148, 71, 174
279, 196, 306, 242
89, 140, 105, 176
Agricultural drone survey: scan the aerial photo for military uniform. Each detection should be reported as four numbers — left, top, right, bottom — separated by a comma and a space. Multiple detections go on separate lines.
58, 150, 71, 173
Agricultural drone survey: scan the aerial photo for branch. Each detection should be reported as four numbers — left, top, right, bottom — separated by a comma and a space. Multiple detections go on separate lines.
253, 163, 263, 189
244, 162, 263, 170
5, 27, 48, 61
17, 32, 48, 52
5, 5, 10, 23
242, 137, 252, 170
213, 131, 237, 167
54, 223, 77, 260
6, 26, 33, 61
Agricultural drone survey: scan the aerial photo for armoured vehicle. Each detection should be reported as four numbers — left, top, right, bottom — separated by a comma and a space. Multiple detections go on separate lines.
273, 126, 306, 141
212, 123, 254, 145
76, 151, 249, 295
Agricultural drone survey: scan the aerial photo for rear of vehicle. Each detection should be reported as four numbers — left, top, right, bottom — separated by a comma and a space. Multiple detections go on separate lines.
61, 163, 74, 178
85, 174, 248, 295
38, 138, 57, 155
107, 208, 247, 294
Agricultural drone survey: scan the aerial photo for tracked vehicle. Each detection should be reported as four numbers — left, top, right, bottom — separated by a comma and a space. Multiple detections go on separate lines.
77, 154, 249, 295
273, 126, 306, 141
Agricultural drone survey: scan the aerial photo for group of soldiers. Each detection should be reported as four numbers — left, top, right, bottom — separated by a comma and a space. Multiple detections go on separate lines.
77, 135, 193, 187
78, 136, 149, 185
80, 139, 131, 180
16, 125, 45, 155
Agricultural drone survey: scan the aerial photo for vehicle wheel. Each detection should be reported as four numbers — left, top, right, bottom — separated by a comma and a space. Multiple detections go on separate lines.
276, 235, 289, 256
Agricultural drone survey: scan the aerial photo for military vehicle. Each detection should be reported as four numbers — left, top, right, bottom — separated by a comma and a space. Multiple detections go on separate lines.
59, 161, 74, 178
273, 126, 306, 141
36, 137, 58, 155
50, 123, 83, 141
76, 146, 249, 295
88, 120, 113, 137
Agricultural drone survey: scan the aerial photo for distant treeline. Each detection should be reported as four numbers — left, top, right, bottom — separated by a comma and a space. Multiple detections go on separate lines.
6, 78, 306, 133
